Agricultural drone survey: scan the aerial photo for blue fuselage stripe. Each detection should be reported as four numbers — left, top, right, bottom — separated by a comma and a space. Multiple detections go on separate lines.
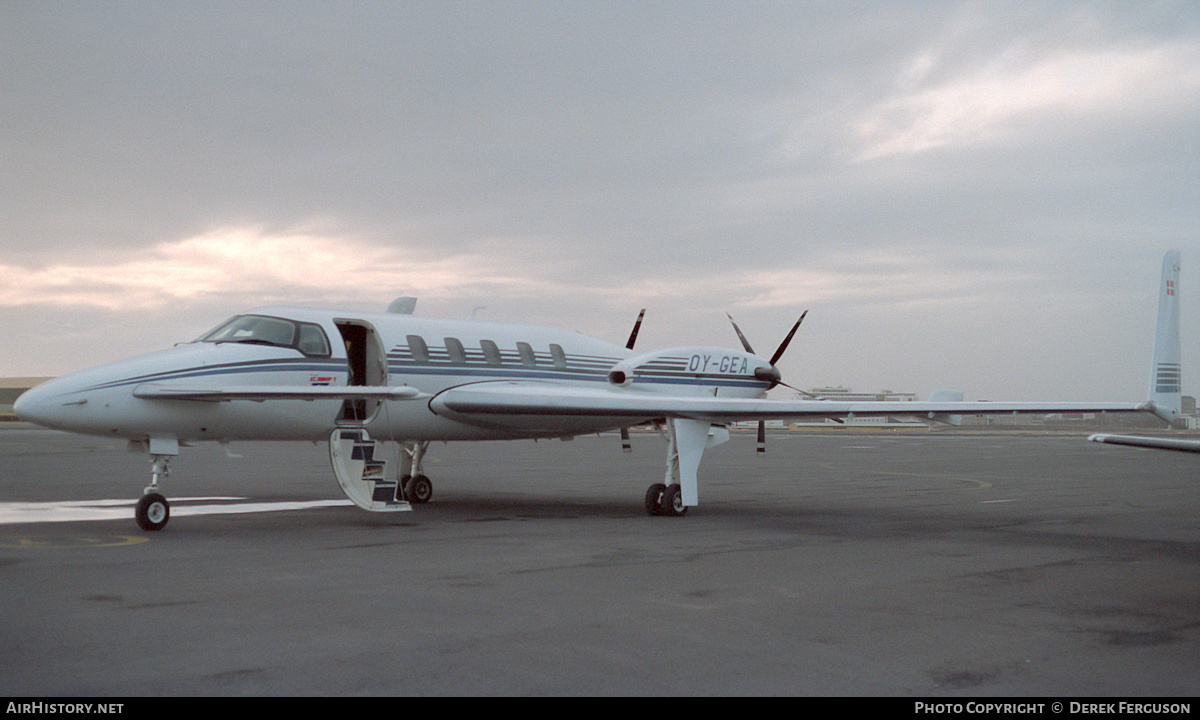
81, 353, 771, 394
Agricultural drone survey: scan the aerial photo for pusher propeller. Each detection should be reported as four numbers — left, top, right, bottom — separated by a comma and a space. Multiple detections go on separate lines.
724, 310, 810, 453
625, 308, 646, 350
620, 308, 648, 452
769, 310, 807, 366
724, 310, 808, 391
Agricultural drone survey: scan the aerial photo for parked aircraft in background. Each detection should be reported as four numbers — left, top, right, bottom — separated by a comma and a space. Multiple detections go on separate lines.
1089, 433, 1199, 452
15, 253, 1181, 530
1090, 251, 1192, 453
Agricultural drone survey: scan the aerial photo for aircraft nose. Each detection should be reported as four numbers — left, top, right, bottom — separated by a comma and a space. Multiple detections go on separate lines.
13, 382, 49, 425
12, 380, 68, 428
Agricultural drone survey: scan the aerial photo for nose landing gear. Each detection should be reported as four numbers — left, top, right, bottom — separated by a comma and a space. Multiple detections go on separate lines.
132, 437, 178, 531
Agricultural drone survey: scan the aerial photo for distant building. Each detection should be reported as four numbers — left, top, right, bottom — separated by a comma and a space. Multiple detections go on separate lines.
789, 386, 926, 429
802, 386, 918, 403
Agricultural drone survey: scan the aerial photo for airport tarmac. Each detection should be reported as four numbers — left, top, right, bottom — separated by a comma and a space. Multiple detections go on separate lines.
0, 424, 1197, 697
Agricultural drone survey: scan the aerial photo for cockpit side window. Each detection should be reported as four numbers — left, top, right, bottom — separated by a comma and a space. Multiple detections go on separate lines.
198, 315, 331, 357
297, 323, 332, 357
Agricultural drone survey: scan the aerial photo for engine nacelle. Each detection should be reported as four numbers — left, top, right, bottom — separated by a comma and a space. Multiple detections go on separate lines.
607, 346, 777, 398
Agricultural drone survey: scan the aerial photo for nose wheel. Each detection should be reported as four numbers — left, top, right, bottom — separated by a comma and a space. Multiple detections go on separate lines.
135, 492, 170, 531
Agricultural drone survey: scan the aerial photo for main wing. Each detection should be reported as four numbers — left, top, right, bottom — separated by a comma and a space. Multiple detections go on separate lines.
429, 380, 1152, 426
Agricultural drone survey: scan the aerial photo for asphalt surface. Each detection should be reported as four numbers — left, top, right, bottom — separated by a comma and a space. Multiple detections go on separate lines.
0, 424, 1197, 696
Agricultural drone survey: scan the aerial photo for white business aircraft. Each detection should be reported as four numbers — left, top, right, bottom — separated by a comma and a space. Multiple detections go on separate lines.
15, 253, 1181, 531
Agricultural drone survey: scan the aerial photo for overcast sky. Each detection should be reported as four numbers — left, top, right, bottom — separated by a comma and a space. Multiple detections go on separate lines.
3, 0, 1197, 402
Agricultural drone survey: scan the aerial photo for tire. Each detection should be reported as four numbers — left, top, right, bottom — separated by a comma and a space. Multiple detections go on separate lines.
135, 492, 170, 531
661, 484, 687, 517
644, 483, 666, 516
405, 474, 433, 504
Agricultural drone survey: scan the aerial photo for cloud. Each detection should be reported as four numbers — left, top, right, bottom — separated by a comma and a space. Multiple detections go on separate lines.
848, 39, 1200, 161
0, 225, 588, 311
0, 222, 1053, 324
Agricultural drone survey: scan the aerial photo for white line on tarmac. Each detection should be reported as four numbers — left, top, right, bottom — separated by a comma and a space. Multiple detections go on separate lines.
0, 497, 353, 524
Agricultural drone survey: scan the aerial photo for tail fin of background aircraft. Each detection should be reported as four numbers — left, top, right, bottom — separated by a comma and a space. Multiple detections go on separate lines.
927, 389, 965, 426
1148, 250, 1182, 424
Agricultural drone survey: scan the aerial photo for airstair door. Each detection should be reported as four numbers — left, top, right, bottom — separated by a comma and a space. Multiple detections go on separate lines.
329, 321, 408, 510
335, 320, 388, 425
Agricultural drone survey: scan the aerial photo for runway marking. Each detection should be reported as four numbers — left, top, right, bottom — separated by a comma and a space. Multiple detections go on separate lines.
0, 535, 148, 548
0, 497, 352, 525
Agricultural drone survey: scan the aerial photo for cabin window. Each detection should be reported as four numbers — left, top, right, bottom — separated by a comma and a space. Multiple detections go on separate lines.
406, 335, 429, 363
517, 342, 537, 367
480, 339, 502, 366
445, 337, 466, 364
549, 343, 567, 369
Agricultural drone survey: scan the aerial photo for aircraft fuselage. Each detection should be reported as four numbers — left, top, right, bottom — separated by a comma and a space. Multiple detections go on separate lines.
15, 306, 775, 445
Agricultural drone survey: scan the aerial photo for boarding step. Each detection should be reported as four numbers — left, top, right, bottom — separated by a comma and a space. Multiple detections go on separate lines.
328, 428, 411, 512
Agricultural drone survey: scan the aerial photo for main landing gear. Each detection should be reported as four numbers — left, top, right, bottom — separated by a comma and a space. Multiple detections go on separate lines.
643, 422, 691, 518
640, 418, 713, 517
399, 441, 433, 504
329, 430, 434, 510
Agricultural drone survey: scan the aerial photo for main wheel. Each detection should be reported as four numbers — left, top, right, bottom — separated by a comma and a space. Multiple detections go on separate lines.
661, 484, 688, 517
644, 483, 666, 516
404, 474, 433, 504
135, 492, 170, 531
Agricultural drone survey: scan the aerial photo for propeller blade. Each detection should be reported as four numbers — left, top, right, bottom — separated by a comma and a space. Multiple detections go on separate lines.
768, 310, 807, 366
725, 313, 756, 354
756, 420, 766, 454
775, 379, 820, 397
626, 309, 646, 350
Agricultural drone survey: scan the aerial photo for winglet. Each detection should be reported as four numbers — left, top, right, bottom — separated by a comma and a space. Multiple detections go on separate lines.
1148, 250, 1182, 425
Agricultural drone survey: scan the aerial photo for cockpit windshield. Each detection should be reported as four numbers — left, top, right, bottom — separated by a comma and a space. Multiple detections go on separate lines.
198, 315, 332, 357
